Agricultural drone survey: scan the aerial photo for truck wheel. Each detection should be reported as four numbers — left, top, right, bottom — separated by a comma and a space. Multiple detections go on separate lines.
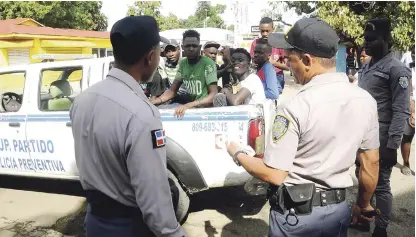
168, 170, 190, 224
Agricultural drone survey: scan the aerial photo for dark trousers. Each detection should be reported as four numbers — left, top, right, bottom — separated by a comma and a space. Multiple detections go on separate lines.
85, 204, 155, 237
355, 164, 393, 229
268, 201, 351, 237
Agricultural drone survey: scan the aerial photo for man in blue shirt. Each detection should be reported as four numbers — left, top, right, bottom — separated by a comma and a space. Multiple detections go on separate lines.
253, 39, 282, 100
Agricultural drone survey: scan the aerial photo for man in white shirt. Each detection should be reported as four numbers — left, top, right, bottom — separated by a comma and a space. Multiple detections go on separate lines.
401, 46, 414, 68
213, 48, 266, 106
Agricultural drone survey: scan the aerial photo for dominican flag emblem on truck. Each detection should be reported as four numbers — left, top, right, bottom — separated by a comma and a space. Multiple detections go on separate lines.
151, 129, 166, 148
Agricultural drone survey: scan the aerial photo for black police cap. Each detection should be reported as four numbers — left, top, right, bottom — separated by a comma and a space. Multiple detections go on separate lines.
364, 18, 391, 38
110, 16, 169, 64
268, 18, 339, 58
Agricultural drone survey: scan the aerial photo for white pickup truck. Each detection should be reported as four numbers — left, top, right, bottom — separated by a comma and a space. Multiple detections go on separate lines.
0, 57, 270, 222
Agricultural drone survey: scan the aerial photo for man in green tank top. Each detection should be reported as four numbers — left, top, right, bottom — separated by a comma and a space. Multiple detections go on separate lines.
151, 30, 218, 118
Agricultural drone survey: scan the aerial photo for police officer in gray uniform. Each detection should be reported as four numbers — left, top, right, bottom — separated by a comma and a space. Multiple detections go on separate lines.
70, 16, 185, 237
357, 18, 411, 237
226, 18, 380, 237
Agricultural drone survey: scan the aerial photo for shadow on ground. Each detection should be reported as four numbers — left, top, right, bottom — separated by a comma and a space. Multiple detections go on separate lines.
189, 185, 269, 237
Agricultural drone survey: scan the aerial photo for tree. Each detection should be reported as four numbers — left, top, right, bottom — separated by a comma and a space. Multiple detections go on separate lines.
127, 1, 182, 31
0, 1, 108, 31
264, 1, 415, 51
227, 25, 235, 31
181, 1, 227, 28
127, 1, 228, 31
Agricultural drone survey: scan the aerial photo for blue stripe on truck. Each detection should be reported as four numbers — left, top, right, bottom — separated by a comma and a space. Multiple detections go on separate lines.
0, 111, 250, 122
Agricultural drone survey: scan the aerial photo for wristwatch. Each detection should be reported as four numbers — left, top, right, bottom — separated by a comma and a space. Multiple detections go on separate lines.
232, 150, 248, 166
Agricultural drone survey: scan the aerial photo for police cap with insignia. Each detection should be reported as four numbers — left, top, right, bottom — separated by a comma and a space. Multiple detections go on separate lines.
268, 18, 339, 59
110, 15, 169, 65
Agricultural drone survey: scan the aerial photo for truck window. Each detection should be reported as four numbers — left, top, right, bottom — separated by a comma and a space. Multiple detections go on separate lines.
0, 71, 25, 113
39, 67, 83, 112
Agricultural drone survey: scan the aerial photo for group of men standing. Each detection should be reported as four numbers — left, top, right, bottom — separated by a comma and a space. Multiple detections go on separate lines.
68, 11, 413, 237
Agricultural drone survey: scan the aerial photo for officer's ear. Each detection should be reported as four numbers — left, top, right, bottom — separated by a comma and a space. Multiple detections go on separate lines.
144, 47, 158, 67
301, 53, 313, 71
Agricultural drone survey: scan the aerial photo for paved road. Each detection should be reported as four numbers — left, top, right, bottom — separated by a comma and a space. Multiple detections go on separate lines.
0, 76, 414, 237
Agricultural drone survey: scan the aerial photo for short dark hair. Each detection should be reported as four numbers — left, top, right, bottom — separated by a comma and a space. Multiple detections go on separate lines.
256, 39, 272, 53
183, 29, 200, 42
260, 17, 274, 26
112, 33, 159, 65
232, 48, 251, 62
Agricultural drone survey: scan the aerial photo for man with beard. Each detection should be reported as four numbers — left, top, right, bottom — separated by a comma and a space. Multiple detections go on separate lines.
152, 30, 218, 118
70, 16, 185, 237
250, 17, 289, 90
213, 48, 266, 107
357, 18, 411, 237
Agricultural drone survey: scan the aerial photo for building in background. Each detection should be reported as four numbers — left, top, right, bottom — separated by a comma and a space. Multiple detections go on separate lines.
0, 18, 111, 67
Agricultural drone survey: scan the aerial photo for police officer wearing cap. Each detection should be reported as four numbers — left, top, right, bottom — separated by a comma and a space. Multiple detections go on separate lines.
226, 18, 380, 237
357, 18, 411, 237
70, 16, 186, 237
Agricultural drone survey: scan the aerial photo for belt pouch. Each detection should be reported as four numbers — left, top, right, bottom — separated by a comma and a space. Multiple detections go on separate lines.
284, 183, 315, 215
267, 185, 286, 214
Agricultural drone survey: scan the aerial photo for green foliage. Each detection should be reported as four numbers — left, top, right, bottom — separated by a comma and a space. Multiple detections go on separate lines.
265, 1, 415, 51
0, 1, 108, 31
128, 1, 229, 31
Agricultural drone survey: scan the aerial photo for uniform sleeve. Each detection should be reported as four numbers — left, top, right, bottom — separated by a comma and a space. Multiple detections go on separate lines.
387, 66, 411, 149
125, 116, 185, 237
360, 99, 380, 150
264, 63, 281, 100
204, 61, 218, 85
263, 106, 300, 171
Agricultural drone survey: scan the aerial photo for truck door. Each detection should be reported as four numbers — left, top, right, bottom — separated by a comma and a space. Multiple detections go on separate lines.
24, 63, 89, 179
0, 69, 31, 176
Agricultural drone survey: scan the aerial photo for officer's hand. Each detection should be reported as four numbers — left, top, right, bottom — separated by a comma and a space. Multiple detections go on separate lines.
174, 104, 189, 118
226, 141, 240, 157
351, 204, 375, 224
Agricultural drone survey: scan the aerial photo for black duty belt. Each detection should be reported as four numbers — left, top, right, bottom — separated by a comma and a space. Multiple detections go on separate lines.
85, 190, 143, 218
312, 189, 346, 206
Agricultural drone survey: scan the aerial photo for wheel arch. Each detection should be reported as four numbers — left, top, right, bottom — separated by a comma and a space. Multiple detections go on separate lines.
166, 136, 208, 194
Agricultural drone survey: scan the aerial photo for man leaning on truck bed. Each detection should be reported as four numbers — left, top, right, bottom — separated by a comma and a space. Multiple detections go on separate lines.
150, 29, 218, 118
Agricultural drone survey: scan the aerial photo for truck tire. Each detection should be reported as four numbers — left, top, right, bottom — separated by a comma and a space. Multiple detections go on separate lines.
168, 170, 190, 224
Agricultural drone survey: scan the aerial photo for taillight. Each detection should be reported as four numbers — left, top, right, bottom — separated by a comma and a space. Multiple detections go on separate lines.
248, 118, 265, 158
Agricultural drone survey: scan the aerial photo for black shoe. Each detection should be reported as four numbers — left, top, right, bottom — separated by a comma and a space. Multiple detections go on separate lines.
372, 227, 387, 237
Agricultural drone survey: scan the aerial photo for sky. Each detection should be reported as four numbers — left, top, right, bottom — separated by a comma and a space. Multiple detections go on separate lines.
101, 0, 301, 32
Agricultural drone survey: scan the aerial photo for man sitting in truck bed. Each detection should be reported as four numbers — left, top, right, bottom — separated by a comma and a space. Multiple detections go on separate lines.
151, 30, 218, 118
213, 48, 266, 107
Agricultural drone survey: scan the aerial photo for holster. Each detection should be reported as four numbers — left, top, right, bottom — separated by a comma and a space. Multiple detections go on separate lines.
268, 183, 316, 215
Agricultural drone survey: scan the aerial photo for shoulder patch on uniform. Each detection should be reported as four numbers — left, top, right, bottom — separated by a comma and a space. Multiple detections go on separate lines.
272, 115, 290, 143
151, 129, 166, 148
399, 76, 409, 89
